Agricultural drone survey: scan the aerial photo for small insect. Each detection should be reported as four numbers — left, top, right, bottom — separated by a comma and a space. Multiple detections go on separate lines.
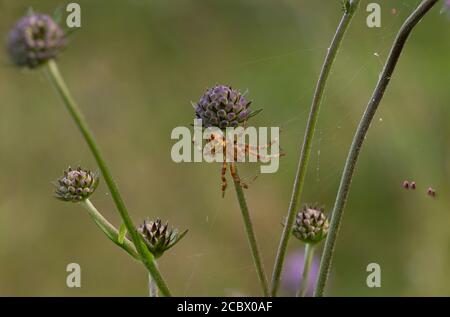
402, 180, 416, 190
402, 180, 410, 189
427, 187, 436, 197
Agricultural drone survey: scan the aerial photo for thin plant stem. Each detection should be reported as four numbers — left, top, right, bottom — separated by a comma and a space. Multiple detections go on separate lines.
314, 0, 438, 297
270, 0, 360, 296
296, 243, 315, 297
148, 263, 159, 297
44, 59, 171, 297
81, 199, 139, 260
231, 163, 269, 296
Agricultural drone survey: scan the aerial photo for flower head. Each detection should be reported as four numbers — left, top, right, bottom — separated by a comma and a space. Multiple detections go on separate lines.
193, 85, 261, 129
292, 205, 329, 244
138, 218, 188, 258
54, 167, 99, 202
7, 13, 66, 68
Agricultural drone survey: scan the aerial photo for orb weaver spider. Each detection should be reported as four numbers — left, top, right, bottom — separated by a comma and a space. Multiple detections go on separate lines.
193, 124, 283, 197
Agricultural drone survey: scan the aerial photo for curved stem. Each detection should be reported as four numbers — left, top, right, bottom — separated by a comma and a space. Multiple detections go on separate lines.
296, 244, 315, 297
231, 163, 269, 296
270, 0, 360, 296
314, 0, 438, 297
44, 60, 171, 296
81, 199, 139, 260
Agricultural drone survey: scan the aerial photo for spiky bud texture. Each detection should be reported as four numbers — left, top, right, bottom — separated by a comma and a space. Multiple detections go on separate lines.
7, 13, 66, 68
138, 219, 187, 258
193, 85, 261, 129
293, 205, 329, 244
54, 167, 99, 202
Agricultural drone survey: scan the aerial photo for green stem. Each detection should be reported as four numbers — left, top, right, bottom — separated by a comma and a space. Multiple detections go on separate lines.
270, 0, 360, 296
148, 263, 159, 297
231, 164, 269, 296
296, 244, 315, 297
314, 0, 438, 297
81, 199, 139, 260
44, 59, 171, 296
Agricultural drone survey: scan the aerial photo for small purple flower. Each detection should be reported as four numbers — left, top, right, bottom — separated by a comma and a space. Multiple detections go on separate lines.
193, 85, 262, 129
442, 0, 450, 15
281, 249, 319, 296
7, 13, 66, 68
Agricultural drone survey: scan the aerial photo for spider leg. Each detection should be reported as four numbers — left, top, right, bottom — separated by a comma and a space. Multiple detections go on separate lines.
246, 139, 278, 151
230, 163, 249, 189
221, 161, 228, 197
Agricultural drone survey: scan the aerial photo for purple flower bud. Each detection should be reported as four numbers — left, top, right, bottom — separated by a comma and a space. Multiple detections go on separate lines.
194, 85, 261, 129
7, 13, 66, 69
293, 205, 329, 244
54, 167, 99, 202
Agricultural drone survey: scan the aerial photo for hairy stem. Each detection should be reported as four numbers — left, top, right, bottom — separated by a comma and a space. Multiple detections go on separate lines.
314, 0, 438, 297
270, 0, 360, 296
231, 164, 269, 296
45, 59, 171, 296
296, 243, 315, 297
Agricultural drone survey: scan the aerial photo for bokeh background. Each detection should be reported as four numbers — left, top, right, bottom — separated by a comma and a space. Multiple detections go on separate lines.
0, 0, 449, 296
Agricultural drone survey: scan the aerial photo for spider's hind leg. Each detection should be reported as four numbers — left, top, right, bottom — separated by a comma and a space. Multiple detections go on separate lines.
230, 163, 249, 189
221, 161, 228, 198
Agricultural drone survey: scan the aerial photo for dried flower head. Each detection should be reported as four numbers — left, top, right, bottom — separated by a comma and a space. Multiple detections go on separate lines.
292, 205, 329, 244
7, 13, 66, 68
193, 85, 262, 129
138, 219, 188, 258
54, 167, 99, 202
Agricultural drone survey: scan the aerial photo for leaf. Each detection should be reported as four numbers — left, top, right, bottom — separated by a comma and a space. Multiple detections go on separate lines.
118, 223, 127, 245
52, 4, 65, 25
165, 229, 189, 251
248, 108, 263, 119
26, 7, 35, 16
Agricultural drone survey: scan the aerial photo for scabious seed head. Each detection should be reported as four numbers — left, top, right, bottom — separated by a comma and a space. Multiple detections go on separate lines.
292, 205, 329, 244
7, 13, 66, 68
54, 167, 99, 202
193, 84, 261, 129
138, 219, 188, 258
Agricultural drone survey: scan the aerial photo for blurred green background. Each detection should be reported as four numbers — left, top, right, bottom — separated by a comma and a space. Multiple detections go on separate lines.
0, 0, 449, 296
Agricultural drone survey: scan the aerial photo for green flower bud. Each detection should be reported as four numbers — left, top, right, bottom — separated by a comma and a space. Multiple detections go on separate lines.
292, 205, 329, 244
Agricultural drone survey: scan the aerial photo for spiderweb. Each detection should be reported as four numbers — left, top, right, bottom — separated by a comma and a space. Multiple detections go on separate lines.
179, 0, 428, 296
